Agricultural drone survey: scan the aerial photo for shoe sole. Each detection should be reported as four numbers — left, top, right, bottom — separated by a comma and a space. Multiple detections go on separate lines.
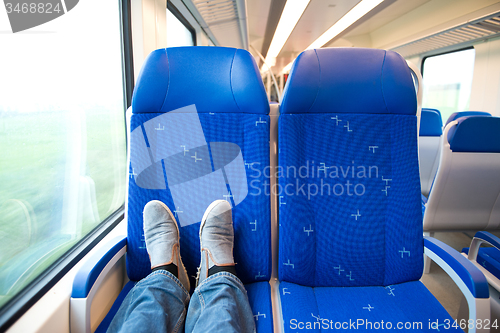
147, 200, 190, 290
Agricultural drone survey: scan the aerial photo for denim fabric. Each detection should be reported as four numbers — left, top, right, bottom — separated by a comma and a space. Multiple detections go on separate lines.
107, 270, 190, 333
107, 271, 255, 333
185, 272, 256, 333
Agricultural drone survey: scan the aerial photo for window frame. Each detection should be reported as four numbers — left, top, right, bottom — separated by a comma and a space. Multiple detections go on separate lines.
0, 0, 134, 330
421, 46, 475, 77
167, 1, 197, 47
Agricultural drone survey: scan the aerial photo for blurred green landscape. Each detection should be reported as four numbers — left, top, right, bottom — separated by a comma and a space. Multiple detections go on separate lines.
0, 109, 126, 307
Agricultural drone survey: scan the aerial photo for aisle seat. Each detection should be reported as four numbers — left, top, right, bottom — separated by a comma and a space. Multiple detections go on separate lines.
424, 116, 500, 232
419, 108, 442, 198
277, 47, 489, 333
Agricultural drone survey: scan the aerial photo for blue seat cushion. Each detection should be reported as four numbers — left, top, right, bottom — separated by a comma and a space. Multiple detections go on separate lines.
132, 47, 269, 115
278, 113, 423, 287
279, 281, 462, 332
281, 48, 416, 115
447, 116, 500, 153
246, 281, 274, 333
445, 111, 491, 127
95, 281, 272, 333
420, 108, 442, 137
127, 112, 272, 286
463, 247, 500, 280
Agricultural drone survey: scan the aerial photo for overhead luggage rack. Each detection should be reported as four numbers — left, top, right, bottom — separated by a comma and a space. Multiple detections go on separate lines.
392, 11, 500, 57
182, 0, 249, 49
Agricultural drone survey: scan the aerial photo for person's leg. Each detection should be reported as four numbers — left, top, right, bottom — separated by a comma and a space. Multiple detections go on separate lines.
107, 200, 191, 333
107, 270, 189, 333
185, 200, 256, 333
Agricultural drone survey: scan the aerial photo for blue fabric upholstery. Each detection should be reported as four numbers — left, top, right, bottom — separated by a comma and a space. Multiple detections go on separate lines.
279, 281, 462, 332
280, 48, 416, 115
419, 108, 442, 136
125, 46, 273, 332
246, 282, 274, 333
445, 111, 491, 127
447, 116, 500, 153
464, 247, 500, 281
277, 47, 470, 331
278, 113, 422, 287
128, 112, 271, 285
132, 47, 269, 114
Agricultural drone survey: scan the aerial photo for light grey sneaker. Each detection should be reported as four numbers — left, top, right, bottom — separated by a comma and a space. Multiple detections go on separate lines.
196, 200, 235, 286
143, 200, 190, 291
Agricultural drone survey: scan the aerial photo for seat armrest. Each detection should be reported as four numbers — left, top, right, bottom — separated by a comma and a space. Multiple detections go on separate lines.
71, 236, 127, 333
72, 236, 127, 298
467, 231, 500, 262
424, 237, 489, 333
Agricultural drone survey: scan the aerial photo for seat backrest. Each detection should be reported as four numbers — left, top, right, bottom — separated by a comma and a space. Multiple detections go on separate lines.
445, 111, 491, 127
419, 108, 443, 197
127, 47, 272, 286
278, 48, 422, 288
424, 116, 500, 231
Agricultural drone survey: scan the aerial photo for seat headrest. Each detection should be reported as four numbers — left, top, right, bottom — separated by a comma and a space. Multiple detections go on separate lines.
420, 108, 443, 136
132, 46, 270, 115
445, 111, 491, 127
448, 116, 500, 153
281, 48, 417, 115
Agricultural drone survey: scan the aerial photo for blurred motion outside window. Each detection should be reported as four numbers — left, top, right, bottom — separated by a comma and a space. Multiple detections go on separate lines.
422, 48, 476, 122
0, 0, 126, 309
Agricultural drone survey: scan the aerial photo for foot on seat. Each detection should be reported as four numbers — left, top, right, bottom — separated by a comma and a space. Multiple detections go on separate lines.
196, 200, 235, 286
143, 200, 190, 291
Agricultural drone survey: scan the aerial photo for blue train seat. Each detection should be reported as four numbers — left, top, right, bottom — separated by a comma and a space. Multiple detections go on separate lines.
419, 108, 442, 198
464, 231, 500, 327
445, 111, 491, 127
421, 110, 492, 220
71, 46, 274, 333
277, 47, 489, 332
424, 116, 500, 233
464, 232, 500, 281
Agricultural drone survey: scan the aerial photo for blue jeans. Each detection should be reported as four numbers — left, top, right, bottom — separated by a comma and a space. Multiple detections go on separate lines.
107, 270, 256, 333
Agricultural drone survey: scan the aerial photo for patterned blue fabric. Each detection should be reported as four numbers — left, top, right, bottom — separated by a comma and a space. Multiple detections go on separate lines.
463, 247, 500, 280
246, 282, 274, 333
127, 112, 271, 287
279, 281, 462, 332
278, 113, 423, 287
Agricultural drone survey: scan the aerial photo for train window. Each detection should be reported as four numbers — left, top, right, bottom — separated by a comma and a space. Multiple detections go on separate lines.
167, 3, 196, 47
0, 0, 126, 313
422, 48, 476, 122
